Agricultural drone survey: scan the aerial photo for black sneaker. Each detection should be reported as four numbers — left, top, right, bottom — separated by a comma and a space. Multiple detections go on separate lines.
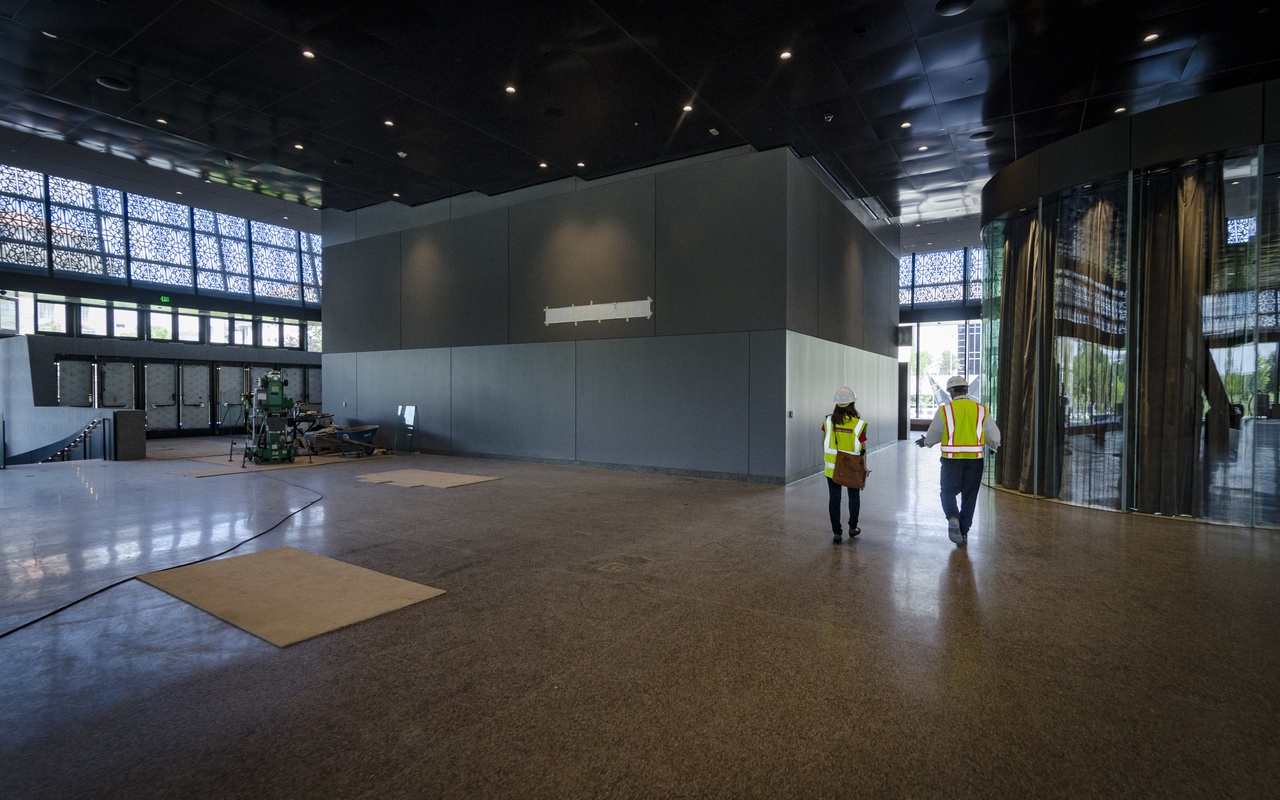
849, 527, 861, 538
832, 532, 842, 544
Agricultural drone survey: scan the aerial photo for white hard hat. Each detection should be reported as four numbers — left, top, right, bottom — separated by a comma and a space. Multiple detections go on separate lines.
834, 386, 856, 404
946, 375, 968, 391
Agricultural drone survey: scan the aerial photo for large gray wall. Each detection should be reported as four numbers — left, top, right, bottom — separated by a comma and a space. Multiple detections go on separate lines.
321, 148, 897, 482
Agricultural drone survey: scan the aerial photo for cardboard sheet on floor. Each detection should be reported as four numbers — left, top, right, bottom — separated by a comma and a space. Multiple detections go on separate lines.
355, 468, 497, 488
138, 546, 445, 647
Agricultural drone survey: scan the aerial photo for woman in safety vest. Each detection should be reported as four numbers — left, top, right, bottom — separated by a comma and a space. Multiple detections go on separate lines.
822, 386, 868, 544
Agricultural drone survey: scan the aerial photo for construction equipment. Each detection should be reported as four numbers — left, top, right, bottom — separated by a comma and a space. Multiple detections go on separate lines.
242, 370, 296, 465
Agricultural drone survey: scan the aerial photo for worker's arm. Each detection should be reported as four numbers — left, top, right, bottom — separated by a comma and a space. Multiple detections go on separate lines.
916, 412, 944, 448
984, 416, 1002, 452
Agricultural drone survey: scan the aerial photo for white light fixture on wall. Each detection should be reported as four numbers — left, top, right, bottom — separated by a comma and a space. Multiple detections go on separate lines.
544, 298, 653, 326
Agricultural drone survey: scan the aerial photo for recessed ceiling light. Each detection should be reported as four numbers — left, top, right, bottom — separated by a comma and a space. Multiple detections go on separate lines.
779, 51, 792, 60
577, 162, 585, 168
918, 146, 929, 151
333, 157, 355, 167
294, 143, 304, 149
969, 130, 995, 141
1144, 33, 1159, 42
384, 120, 394, 127
282, 216, 289, 220
156, 118, 168, 125
175, 191, 182, 195
683, 104, 693, 112
302, 50, 315, 58
505, 85, 516, 93
42, 31, 57, 38
393, 192, 400, 198
709, 128, 719, 135
95, 76, 131, 92
901, 121, 912, 129
251, 179, 259, 184
1114, 106, 1127, 113
539, 162, 547, 168
934, 0, 974, 17
1232, 180, 1240, 185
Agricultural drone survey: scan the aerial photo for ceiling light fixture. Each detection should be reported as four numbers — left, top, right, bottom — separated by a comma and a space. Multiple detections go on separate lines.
294, 143, 304, 149
175, 191, 182, 195
901, 121, 912, 129
95, 76, 131, 92
506, 85, 516, 93
539, 162, 547, 168
1114, 106, 1127, 113
156, 118, 168, 125
683, 104, 693, 112
397, 151, 408, 158
42, 31, 57, 38
384, 120, 394, 126
302, 50, 315, 58
969, 130, 995, 141
577, 162, 585, 167
333, 157, 354, 166
918, 145, 929, 151
393, 193, 400, 198
934, 0, 974, 17
779, 51, 792, 60
1144, 33, 1159, 42
709, 128, 719, 135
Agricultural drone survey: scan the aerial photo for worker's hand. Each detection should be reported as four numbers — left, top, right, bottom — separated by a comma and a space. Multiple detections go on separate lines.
915, 436, 928, 448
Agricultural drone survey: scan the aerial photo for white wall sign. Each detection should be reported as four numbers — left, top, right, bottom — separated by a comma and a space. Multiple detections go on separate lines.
544, 297, 653, 326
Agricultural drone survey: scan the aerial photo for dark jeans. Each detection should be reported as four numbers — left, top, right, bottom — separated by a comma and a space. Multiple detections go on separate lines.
940, 457, 984, 534
827, 477, 860, 533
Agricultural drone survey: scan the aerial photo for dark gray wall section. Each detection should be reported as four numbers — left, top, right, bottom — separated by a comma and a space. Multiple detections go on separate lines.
320, 351, 360, 423
785, 158, 821, 337
1268, 80, 1280, 143
401, 209, 509, 349
748, 330, 787, 479
509, 177, 656, 343
1038, 119, 1131, 198
655, 149, 788, 336
985, 80, 1278, 224
353, 348, 451, 450
324, 232, 402, 353
861, 232, 900, 359
817, 187, 866, 348
1132, 84, 1264, 170
575, 333, 750, 474
451, 342, 577, 460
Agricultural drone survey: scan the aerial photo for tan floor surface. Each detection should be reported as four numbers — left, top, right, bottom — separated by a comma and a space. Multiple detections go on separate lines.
355, 468, 498, 488
137, 546, 445, 647
175, 452, 385, 477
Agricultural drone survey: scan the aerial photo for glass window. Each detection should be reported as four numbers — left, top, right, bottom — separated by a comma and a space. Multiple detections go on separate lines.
37, 301, 67, 333
149, 310, 173, 340
48, 177, 127, 281
114, 308, 138, 338
251, 221, 301, 303
306, 321, 323, 352
80, 306, 109, 336
0, 164, 48, 274
208, 317, 230, 344
0, 295, 17, 333
127, 194, 193, 288
282, 323, 302, 349
193, 209, 251, 296
18, 292, 35, 333
260, 320, 281, 347
233, 318, 254, 346
177, 313, 200, 342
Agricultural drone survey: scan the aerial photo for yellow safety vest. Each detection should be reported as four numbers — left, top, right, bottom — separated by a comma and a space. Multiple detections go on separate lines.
823, 415, 867, 478
940, 397, 988, 459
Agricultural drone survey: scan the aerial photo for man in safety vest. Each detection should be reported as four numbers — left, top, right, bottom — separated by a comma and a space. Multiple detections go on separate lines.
916, 375, 1001, 545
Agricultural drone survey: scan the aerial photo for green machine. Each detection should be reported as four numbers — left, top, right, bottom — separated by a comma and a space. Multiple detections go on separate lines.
243, 370, 296, 465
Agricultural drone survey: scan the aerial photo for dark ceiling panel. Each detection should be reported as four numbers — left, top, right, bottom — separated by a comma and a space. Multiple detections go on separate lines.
0, 0, 1276, 224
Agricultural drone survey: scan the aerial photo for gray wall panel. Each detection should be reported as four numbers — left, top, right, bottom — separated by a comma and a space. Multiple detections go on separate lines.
749, 330, 787, 478
451, 342, 576, 459
785, 332, 897, 481
321, 351, 361, 426
576, 334, 750, 473
402, 209, 510, 348
509, 178, 656, 343
353, 349, 451, 450
861, 232, 901, 359
817, 188, 864, 347
786, 158, 820, 336
655, 150, 787, 336
323, 232, 402, 353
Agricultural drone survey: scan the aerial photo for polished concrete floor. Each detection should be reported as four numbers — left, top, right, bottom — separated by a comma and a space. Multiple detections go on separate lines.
2, 439, 1278, 798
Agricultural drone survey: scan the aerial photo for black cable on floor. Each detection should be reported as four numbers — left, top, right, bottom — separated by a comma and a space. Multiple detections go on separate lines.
0, 477, 323, 641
